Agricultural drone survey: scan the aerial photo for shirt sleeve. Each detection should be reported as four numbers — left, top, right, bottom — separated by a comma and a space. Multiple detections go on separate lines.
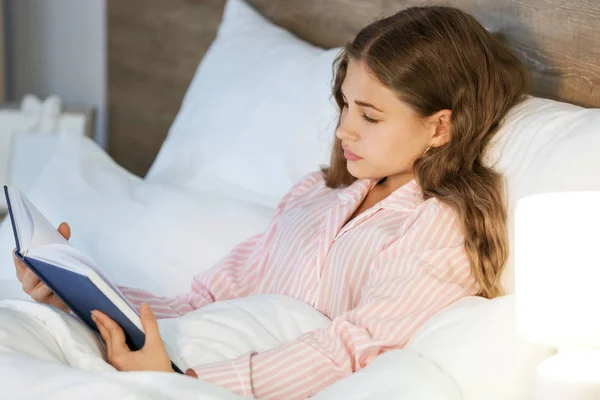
189, 201, 479, 399
118, 171, 325, 319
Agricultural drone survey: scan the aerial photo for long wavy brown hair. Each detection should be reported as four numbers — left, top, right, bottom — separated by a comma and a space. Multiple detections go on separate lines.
323, 6, 530, 298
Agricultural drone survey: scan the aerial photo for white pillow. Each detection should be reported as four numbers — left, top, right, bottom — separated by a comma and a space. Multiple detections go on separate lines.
487, 97, 600, 292
405, 295, 555, 400
313, 350, 462, 400
145, 0, 340, 208
0, 133, 275, 298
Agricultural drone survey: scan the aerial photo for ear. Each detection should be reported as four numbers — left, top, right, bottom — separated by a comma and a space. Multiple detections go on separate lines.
428, 109, 452, 148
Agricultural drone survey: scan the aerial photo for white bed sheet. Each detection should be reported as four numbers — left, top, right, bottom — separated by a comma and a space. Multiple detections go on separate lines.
0, 295, 462, 400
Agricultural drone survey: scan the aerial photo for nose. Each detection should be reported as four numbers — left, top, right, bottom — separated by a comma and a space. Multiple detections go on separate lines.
335, 110, 360, 141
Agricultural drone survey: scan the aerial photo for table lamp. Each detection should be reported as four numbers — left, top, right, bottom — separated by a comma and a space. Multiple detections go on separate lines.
516, 191, 600, 400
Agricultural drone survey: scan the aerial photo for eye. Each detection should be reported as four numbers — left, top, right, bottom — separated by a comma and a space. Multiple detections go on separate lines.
340, 93, 379, 123
362, 115, 379, 124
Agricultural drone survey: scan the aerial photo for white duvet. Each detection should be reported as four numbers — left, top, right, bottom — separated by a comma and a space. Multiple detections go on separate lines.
0, 295, 462, 400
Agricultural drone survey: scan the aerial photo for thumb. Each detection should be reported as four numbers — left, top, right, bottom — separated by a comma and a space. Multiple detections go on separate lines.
57, 222, 71, 240
140, 303, 162, 348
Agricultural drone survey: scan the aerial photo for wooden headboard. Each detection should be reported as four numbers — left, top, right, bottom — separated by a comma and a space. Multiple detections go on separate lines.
108, 0, 600, 176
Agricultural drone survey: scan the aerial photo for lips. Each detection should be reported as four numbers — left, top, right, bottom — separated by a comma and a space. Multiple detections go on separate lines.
343, 147, 362, 161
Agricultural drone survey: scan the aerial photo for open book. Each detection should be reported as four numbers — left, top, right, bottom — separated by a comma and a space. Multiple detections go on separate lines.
4, 185, 184, 374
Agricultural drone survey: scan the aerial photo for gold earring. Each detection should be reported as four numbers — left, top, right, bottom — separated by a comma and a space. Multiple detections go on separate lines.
423, 145, 432, 156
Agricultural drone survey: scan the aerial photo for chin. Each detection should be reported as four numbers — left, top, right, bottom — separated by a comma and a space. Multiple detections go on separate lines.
346, 161, 377, 180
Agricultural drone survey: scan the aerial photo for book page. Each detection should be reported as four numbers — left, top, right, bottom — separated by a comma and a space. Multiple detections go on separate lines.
28, 242, 131, 305
5, 187, 32, 251
21, 192, 70, 249
7, 188, 69, 251
11, 187, 129, 307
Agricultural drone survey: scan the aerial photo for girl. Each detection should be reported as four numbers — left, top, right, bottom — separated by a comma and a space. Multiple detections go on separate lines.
14, 5, 529, 400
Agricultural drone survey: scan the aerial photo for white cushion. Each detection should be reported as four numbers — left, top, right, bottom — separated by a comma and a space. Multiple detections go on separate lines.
313, 350, 463, 400
406, 295, 554, 400
0, 134, 275, 297
487, 97, 600, 292
144, 0, 339, 208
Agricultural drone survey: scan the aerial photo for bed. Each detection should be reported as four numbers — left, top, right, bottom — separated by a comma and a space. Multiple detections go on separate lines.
0, 0, 599, 399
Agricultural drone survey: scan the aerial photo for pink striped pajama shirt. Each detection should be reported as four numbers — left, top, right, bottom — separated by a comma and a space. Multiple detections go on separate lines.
119, 171, 478, 399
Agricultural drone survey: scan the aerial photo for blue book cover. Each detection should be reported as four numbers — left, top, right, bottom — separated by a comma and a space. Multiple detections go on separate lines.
4, 185, 184, 374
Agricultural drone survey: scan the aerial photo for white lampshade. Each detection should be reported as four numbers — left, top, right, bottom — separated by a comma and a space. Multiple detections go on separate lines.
516, 191, 600, 348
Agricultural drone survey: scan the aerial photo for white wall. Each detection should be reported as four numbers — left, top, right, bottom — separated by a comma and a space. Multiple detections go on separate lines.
6, 0, 107, 147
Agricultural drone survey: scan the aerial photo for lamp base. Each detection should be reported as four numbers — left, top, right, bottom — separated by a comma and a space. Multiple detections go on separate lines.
533, 349, 600, 400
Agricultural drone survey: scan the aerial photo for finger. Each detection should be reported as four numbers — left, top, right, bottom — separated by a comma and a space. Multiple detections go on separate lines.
30, 281, 53, 301
92, 311, 129, 355
21, 271, 41, 293
13, 249, 26, 269
92, 314, 112, 361
57, 222, 71, 240
13, 252, 26, 280
185, 368, 198, 378
139, 303, 163, 348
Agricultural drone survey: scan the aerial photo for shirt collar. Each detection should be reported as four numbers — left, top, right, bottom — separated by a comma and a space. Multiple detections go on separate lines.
337, 177, 423, 211
378, 179, 423, 211
336, 177, 374, 204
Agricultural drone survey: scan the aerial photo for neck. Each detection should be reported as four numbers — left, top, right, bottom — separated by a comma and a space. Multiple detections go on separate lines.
376, 172, 414, 193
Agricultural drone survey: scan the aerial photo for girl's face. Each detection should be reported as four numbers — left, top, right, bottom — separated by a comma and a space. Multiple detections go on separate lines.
335, 59, 451, 184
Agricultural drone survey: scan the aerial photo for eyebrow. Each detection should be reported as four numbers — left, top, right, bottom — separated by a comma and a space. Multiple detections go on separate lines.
340, 89, 384, 113
355, 100, 384, 113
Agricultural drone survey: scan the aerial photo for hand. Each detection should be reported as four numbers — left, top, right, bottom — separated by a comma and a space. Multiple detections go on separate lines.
91, 302, 175, 373
13, 222, 71, 313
